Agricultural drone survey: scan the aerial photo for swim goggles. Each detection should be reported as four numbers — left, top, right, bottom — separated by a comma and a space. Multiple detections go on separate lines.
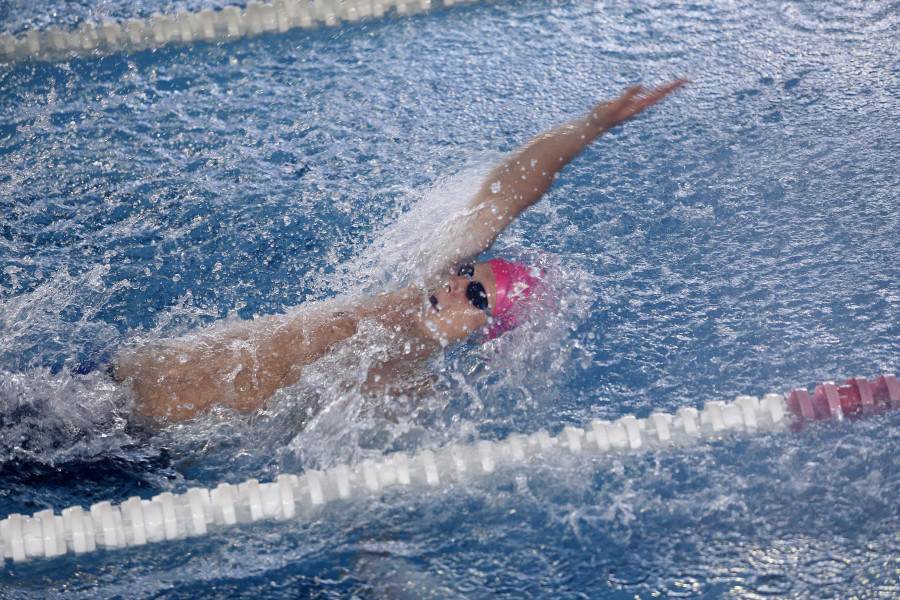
457, 264, 491, 316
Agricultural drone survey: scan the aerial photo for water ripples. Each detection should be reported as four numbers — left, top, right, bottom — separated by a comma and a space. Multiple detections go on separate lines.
1, 0, 899, 596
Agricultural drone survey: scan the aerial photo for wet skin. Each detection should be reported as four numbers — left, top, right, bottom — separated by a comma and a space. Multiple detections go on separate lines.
423, 262, 498, 342
114, 263, 499, 419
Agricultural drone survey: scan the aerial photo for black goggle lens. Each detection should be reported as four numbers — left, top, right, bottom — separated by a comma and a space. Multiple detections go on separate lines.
457, 264, 475, 278
466, 281, 489, 311
457, 264, 489, 312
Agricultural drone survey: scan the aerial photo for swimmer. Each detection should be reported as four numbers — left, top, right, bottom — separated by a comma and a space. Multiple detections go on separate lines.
113, 81, 685, 419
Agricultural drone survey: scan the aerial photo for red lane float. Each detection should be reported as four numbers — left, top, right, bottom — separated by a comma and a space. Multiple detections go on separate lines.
787, 374, 900, 421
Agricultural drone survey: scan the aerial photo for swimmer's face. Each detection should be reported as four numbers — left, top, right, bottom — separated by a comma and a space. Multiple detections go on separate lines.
425, 262, 497, 342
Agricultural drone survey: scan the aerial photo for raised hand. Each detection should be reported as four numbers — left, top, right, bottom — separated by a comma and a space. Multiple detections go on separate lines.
587, 79, 687, 133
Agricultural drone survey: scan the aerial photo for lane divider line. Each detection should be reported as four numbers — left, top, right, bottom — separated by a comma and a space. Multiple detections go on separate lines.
0, 0, 482, 64
1, 373, 896, 563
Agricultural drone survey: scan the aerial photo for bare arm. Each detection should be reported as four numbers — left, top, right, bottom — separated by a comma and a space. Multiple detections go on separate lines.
114, 306, 360, 419
444, 81, 686, 265
115, 292, 428, 420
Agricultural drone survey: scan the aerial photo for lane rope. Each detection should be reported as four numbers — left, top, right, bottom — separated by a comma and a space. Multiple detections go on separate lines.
0, 0, 481, 64
2, 373, 897, 563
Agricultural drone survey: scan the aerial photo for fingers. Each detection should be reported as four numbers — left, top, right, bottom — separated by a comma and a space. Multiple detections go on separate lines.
644, 79, 687, 103
589, 79, 686, 130
621, 79, 686, 115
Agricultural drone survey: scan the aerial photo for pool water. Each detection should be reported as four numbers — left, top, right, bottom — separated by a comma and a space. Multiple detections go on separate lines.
1, 0, 899, 597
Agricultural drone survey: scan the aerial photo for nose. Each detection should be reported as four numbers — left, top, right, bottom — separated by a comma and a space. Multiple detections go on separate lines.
447, 275, 468, 294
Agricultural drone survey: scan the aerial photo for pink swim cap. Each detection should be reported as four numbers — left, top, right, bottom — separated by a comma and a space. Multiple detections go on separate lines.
485, 258, 542, 337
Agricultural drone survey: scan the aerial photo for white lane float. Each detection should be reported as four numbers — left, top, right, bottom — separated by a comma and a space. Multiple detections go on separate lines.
1, 373, 898, 563
0, 0, 478, 64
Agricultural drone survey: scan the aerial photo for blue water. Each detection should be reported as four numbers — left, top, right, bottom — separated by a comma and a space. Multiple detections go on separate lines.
1, 0, 899, 597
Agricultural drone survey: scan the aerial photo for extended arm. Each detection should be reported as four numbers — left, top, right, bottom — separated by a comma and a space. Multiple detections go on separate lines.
445, 81, 686, 264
